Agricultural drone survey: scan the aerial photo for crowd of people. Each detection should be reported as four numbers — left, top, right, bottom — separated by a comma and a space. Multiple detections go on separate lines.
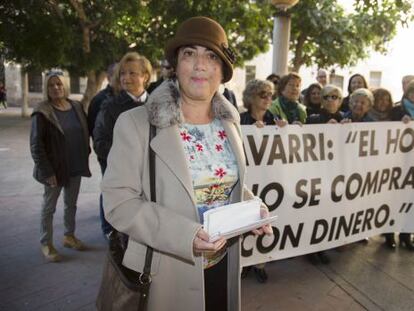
238, 71, 414, 281
28, 15, 414, 311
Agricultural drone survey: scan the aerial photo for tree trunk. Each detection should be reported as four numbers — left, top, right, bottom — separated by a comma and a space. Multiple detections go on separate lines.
292, 32, 307, 73
81, 70, 106, 110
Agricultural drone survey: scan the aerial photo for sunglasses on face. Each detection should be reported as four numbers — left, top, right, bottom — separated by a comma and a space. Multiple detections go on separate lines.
323, 95, 339, 101
162, 65, 172, 70
258, 92, 273, 99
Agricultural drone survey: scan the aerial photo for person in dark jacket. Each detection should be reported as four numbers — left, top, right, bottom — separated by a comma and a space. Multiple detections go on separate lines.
240, 79, 275, 127
305, 84, 346, 265
93, 52, 152, 241
30, 72, 91, 262
341, 74, 368, 113
389, 81, 414, 251
266, 73, 280, 100
391, 80, 414, 122
223, 87, 238, 109
0, 81, 7, 109
368, 88, 404, 250
147, 59, 174, 94
87, 63, 116, 238
87, 63, 116, 139
368, 88, 394, 122
307, 84, 344, 125
93, 52, 152, 164
240, 79, 274, 283
303, 83, 322, 116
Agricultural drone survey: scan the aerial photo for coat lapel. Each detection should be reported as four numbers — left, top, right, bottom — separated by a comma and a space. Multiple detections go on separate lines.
150, 124, 196, 206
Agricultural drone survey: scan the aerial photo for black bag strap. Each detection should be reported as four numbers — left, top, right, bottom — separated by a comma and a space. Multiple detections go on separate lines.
140, 123, 156, 283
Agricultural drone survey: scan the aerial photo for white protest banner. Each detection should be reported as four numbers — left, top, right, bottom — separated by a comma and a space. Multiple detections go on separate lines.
240, 122, 414, 267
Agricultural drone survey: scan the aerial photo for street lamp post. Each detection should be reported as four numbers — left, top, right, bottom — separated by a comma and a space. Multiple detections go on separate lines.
271, 0, 299, 76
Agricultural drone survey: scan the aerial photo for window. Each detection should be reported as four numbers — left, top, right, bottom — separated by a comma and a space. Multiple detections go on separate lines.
245, 65, 256, 83
28, 71, 43, 93
330, 75, 344, 90
370, 71, 382, 88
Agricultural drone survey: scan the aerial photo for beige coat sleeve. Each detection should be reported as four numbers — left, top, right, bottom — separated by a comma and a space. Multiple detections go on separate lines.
101, 110, 201, 263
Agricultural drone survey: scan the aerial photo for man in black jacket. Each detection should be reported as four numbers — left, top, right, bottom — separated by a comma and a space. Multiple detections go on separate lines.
87, 63, 116, 140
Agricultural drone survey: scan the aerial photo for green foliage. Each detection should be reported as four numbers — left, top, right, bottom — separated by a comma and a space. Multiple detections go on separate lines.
0, 0, 271, 74
288, 0, 414, 71
0, 0, 412, 84
0, 1, 145, 74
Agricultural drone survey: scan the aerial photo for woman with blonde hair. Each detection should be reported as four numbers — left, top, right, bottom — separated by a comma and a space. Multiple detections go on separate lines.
307, 84, 344, 124
93, 52, 152, 169
30, 71, 91, 262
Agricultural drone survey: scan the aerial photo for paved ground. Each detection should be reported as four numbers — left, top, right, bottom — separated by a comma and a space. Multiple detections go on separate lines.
1, 107, 413, 311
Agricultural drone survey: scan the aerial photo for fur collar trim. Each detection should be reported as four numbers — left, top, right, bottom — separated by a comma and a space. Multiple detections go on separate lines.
145, 80, 239, 128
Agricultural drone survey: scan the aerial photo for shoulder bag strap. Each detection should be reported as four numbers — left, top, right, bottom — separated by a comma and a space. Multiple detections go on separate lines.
140, 123, 156, 283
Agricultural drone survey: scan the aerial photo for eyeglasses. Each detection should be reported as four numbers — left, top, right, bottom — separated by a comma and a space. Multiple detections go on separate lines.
323, 95, 339, 101
258, 92, 273, 99
162, 65, 172, 70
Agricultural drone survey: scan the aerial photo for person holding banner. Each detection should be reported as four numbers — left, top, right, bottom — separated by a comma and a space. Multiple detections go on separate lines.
389, 80, 414, 250
343, 88, 374, 123
306, 84, 345, 124
239, 79, 275, 282
269, 72, 307, 126
101, 16, 272, 310
240, 79, 276, 128
369, 88, 400, 249
305, 84, 347, 264
340, 73, 369, 113
368, 88, 394, 122
303, 83, 322, 117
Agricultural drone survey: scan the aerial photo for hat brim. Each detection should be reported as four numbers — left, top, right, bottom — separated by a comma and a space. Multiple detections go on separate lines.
165, 36, 233, 83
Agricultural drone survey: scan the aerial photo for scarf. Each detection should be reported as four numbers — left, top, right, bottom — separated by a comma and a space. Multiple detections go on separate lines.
279, 96, 300, 124
367, 107, 391, 121
403, 98, 414, 118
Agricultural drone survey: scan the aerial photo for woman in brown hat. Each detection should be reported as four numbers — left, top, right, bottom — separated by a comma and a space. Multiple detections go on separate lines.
101, 16, 272, 311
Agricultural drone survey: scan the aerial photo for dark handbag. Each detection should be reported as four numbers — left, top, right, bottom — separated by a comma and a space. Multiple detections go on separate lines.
96, 124, 156, 311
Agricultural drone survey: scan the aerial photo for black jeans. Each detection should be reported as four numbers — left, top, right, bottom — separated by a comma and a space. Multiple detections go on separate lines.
204, 255, 228, 311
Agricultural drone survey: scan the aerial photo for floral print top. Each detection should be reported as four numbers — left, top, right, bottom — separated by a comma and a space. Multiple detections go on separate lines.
179, 118, 239, 268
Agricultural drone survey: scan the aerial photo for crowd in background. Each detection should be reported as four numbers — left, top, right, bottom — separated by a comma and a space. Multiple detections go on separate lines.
238, 70, 414, 282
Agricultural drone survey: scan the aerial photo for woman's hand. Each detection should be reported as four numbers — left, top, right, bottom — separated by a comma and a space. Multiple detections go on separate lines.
327, 119, 338, 124
340, 118, 352, 124
254, 121, 265, 128
275, 119, 288, 127
193, 228, 226, 254
251, 206, 273, 236
292, 121, 303, 126
45, 175, 57, 187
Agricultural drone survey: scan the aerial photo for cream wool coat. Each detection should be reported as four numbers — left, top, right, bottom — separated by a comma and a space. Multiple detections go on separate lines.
102, 81, 255, 311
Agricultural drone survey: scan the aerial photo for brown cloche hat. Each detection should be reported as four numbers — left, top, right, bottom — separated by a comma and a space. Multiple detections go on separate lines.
165, 16, 236, 83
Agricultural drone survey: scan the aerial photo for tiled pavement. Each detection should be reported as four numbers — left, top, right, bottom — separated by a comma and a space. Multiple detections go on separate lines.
1, 108, 413, 311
